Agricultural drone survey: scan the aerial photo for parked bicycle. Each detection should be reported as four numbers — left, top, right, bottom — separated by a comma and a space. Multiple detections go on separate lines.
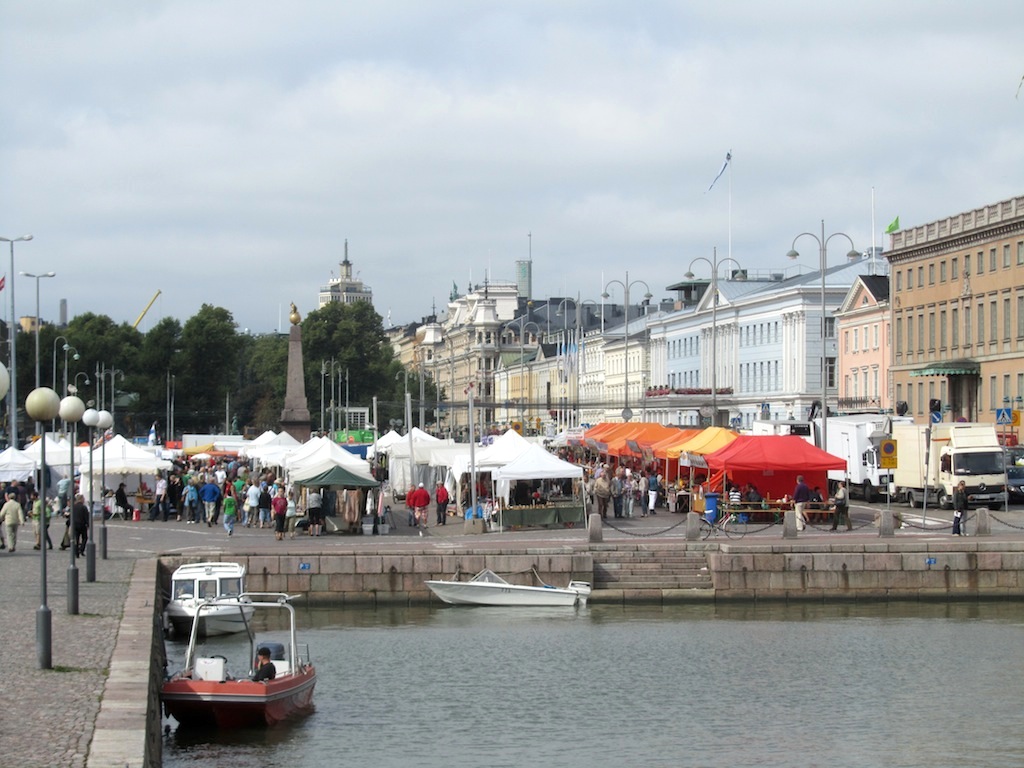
699, 506, 749, 539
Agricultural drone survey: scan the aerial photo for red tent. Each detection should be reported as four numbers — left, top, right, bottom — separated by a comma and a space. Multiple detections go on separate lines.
705, 435, 846, 499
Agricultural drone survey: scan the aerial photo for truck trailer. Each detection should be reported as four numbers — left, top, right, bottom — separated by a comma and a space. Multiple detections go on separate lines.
816, 414, 911, 502
890, 422, 1006, 509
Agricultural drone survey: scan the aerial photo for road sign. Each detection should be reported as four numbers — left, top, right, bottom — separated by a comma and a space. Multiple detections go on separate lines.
1014, 410, 1021, 427
930, 410, 943, 424
996, 408, 1013, 425
879, 438, 897, 469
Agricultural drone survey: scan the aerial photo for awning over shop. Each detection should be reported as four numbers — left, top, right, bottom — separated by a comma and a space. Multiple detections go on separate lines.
910, 360, 980, 377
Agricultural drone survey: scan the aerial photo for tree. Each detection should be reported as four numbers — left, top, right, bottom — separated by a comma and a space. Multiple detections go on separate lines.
175, 305, 241, 433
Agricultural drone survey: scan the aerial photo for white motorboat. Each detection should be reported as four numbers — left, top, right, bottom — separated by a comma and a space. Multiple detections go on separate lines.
425, 568, 592, 607
164, 562, 254, 636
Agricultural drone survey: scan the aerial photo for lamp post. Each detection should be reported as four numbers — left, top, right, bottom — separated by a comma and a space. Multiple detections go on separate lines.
787, 221, 859, 452
20, 271, 57, 392
98, 367, 124, 428
511, 318, 541, 432
97, 409, 113, 559
1, 234, 32, 448
685, 249, 742, 427
69, 372, 91, 399
26, 385, 60, 669
602, 272, 652, 422
557, 296, 599, 428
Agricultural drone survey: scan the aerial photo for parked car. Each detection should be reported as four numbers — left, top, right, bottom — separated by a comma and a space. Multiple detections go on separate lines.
1006, 464, 1024, 503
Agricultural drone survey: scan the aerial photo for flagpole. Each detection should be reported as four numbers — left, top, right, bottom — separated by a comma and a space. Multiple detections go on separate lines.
871, 186, 877, 276
728, 152, 733, 266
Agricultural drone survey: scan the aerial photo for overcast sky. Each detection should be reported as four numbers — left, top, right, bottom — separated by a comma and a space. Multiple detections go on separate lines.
2, 1, 1021, 336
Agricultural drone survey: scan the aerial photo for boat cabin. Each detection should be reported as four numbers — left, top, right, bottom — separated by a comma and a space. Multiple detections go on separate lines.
171, 562, 245, 602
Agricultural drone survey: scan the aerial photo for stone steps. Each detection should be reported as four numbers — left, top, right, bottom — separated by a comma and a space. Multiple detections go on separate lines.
592, 548, 712, 591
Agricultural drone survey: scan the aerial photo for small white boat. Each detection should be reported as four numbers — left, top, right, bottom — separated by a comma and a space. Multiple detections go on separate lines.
164, 562, 254, 636
425, 568, 592, 607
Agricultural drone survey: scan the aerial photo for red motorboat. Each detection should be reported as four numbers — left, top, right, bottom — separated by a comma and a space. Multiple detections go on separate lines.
161, 593, 317, 728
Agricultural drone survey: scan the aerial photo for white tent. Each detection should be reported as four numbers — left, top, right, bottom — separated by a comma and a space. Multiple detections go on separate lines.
85, 435, 173, 475
366, 429, 404, 460
450, 429, 531, 478
492, 444, 583, 481
23, 436, 88, 477
242, 431, 300, 461
287, 438, 376, 483
0, 446, 37, 481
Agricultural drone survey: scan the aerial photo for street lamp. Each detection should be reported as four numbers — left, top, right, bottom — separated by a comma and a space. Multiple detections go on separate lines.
510, 317, 541, 431
557, 296, 600, 428
602, 272, 652, 422
51, 336, 79, 394
788, 220, 859, 452
97, 409, 113, 560
20, 271, 56, 392
26, 385, 60, 669
60, 397, 86, 586
685, 249, 743, 427
1, 234, 32, 448
69, 372, 91, 399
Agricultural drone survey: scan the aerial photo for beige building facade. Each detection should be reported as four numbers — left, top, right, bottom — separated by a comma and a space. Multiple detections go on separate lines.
835, 274, 892, 413
886, 194, 1024, 430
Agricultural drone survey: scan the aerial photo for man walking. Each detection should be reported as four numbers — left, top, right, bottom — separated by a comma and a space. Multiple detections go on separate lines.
434, 481, 449, 526
199, 477, 222, 528
793, 475, 811, 531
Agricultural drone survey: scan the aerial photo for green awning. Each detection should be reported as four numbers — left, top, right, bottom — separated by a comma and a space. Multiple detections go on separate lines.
910, 361, 980, 377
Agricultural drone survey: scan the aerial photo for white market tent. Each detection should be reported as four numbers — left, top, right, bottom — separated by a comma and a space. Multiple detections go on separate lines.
23, 436, 88, 478
242, 431, 301, 464
492, 444, 584, 481
286, 437, 376, 484
0, 446, 37, 481
79, 434, 173, 502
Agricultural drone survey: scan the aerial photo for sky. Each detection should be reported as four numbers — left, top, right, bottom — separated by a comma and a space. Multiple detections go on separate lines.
1, 1, 1022, 336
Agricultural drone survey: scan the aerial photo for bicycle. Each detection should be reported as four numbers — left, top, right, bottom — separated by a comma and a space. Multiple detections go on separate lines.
699, 506, 748, 539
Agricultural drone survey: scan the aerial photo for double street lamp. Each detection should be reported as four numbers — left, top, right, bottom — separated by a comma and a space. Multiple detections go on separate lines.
602, 272, 652, 422
1, 234, 32, 447
685, 248, 742, 427
510, 318, 541, 431
787, 220, 859, 452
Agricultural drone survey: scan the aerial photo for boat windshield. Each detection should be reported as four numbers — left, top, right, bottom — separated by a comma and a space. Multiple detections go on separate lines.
221, 577, 242, 596
198, 579, 218, 599
471, 569, 509, 584
172, 580, 194, 600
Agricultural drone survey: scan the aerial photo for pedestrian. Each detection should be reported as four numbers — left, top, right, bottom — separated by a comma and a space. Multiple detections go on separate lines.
271, 487, 288, 541
72, 494, 90, 556
434, 481, 449, 526
31, 490, 54, 550
793, 475, 811, 531
307, 487, 324, 536
407, 482, 431, 534
258, 483, 273, 529
830, 480, 852, 531
593, 472, 612, 519
168, 474, 183, 521
952, 479, 967, 536
622, 469, 636, 518
151, 471, 169, 522
182, 479, 200, 524
115, 482, 132, 520
647, 470, 660, 516
637, 472, 649, 517
286, 493, 301, 539
245, 480, 262, 528
612, 467, 624, 519
222, 484, 237, 536
0, 490, 25, 552
199, 476, 222, 527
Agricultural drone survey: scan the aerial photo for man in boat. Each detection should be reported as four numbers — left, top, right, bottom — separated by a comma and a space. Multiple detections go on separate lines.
252, 647, 276, 682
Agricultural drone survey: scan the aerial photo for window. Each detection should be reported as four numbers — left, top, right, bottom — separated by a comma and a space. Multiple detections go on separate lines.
964, 305, 972, 346
844, 330, 850, 353
1004, 244, 1011, 269
952, 256, 959, 278
1019, 295, 1024, 338
873, 368, 879, 399
852, 370, 859, 398
1018, 242, 1024, 266
991, 301, 998, 344
907, 314, 914, 352
1004, 298, 1011, 340
940, 261, 947, 283
1004, 374, 1011, 403
895, 317, 903, 353
977, 303, 985, 344
939, 310, 947, 349
873, 323, 879, 349
852, 327, 859, 352
928, 264, 935, 285
951, 307, 959, 347
896, 271, 903, 291
990, 248, 997, 272
917, 267, 924, 287
825, 317, 835, 338
977, 252, 984, 275
990, 377, 997, 411
928, 312, 935, 351
917, 315, 924, 353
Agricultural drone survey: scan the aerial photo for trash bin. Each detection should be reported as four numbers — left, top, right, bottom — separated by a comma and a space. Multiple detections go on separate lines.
704, 493, 720, 524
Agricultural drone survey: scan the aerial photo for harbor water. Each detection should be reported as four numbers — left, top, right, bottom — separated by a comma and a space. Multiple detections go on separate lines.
163, 601, 1024, 767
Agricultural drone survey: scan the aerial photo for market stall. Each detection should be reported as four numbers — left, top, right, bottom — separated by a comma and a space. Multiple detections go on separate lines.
492, 445, 585, 528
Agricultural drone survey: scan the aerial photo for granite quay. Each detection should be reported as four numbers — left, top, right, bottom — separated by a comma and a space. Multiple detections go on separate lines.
4, 501, 1024, 767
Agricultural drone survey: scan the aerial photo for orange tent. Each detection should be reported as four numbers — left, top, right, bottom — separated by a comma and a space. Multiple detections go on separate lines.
605, 423, 681, 458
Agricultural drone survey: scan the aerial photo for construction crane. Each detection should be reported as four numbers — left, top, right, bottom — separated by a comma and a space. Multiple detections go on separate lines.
134, 290, 162, 329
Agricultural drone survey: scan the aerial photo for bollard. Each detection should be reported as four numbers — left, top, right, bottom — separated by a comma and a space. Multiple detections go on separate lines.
783, 509, 798, 539
879, 508, 894, 537
686, 511, 702, 541
588, 513, 603, 543
975, 507, 991, 536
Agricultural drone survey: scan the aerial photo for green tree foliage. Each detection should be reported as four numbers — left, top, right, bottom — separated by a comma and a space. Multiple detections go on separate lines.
235, 332, 288, 434
175, 305, 241, 433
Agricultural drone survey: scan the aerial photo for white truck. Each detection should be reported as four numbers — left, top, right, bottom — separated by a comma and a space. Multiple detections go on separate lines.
890, 422, 1006, 509
815, 414, 912, 502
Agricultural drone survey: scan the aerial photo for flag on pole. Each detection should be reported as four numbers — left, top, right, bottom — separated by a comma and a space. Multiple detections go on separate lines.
885, 216, 900, 234
706, 150, 732, 193
0, 274, 5, 292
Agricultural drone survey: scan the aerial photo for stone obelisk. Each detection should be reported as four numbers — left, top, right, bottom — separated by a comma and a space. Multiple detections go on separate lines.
279, 302, 312, 442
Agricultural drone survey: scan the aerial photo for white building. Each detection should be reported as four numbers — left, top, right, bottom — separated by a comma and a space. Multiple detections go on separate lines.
318, 240, 373, 308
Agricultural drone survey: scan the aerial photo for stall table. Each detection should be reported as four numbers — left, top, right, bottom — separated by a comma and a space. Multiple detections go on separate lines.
501, 503, 585, 528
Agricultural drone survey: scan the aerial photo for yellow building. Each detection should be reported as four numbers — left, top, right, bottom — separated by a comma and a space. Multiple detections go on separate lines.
886, 195, 1024, 430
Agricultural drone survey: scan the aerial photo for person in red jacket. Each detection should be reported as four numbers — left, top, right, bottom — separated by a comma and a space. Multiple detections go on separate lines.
407, 482, 431, 534
434, 481, 450, 526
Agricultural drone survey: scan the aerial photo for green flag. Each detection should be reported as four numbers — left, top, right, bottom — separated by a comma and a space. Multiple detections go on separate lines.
885, 216, 900, 234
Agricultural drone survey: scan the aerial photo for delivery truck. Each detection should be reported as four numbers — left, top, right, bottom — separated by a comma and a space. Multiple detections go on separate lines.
890, 422, 1006, 509
815, 414, 912, 502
